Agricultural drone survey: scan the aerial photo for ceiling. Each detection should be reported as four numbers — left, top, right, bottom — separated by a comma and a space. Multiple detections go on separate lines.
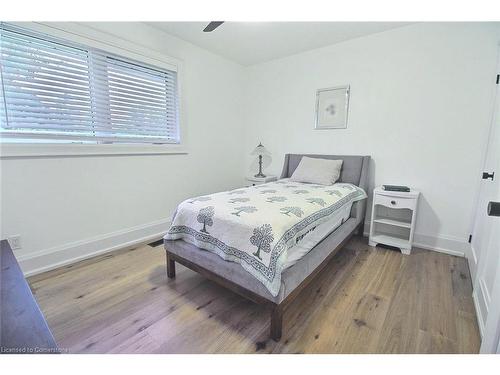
148, 22, 413, 66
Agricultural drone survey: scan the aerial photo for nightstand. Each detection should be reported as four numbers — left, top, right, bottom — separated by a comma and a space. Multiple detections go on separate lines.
369, 186, 420, 255
246, 175, 277, 186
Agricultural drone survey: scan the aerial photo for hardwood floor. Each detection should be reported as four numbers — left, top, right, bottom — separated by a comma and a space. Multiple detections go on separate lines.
28, 236, 481, 354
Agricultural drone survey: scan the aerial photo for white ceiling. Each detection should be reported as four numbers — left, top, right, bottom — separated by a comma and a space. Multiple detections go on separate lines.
148, 22, 413, 66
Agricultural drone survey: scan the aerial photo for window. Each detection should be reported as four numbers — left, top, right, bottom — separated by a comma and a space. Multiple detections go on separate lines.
0, 23, 180, 144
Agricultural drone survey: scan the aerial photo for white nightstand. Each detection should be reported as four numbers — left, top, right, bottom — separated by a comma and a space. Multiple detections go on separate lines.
369, 186, 420, 255
246, 175, 277, 186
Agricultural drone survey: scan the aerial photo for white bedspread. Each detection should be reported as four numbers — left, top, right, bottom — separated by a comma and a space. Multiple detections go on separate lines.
164, 179, 366, 296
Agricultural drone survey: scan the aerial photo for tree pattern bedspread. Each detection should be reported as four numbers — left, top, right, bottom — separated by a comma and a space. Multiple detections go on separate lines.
164, 179, 367, 296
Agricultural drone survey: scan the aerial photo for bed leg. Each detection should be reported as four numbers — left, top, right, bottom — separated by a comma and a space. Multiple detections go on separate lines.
356, 223, 364, 236
270, 304, 283, 342
166, 252, 176, 279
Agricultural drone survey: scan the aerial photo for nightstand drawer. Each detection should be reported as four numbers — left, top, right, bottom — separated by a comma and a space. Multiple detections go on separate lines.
246, 175, 277, 186
374, 194, 416, 210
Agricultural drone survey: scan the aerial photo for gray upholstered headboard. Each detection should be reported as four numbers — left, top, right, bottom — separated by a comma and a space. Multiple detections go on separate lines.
280, 154, 370, 189
280, 154, 371, 224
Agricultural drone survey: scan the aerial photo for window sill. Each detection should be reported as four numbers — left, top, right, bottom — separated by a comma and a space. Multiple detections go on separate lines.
0, 143, 188, 159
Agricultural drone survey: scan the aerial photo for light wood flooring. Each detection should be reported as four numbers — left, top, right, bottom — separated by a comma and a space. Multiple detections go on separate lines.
28, 236, 480, 353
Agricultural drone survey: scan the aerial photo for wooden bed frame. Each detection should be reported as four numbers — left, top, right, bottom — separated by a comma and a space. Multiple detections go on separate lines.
164, 154, 370, 341
166, 223, 362, 341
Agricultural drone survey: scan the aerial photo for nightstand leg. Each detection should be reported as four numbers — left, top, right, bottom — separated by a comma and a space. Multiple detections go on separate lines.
401, 248, 411, 255
369, 240, 377, 247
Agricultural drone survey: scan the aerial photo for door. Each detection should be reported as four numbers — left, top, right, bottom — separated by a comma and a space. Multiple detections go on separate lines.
471, 64, 500, 352
470, 67, 500, 281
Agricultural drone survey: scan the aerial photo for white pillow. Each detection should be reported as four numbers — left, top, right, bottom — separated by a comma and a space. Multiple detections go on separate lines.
290, 157, 343, 185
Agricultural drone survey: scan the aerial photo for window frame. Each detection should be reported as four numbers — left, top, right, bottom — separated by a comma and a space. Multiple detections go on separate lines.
0, 22, 187, 158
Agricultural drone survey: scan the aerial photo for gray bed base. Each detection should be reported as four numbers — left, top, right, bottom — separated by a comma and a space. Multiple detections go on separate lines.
164, 154, 370, 341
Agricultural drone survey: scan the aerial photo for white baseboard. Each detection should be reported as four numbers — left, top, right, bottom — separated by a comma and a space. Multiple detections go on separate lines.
20, 219, 468, 277
18, 218, 171, 277
412, 233, 469, 257
363, 223, 469, 257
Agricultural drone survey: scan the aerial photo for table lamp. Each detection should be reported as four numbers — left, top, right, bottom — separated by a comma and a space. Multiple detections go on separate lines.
251, 143, 271, 178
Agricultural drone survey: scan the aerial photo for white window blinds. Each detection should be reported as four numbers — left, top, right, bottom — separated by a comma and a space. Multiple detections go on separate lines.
0, 23, 180, 144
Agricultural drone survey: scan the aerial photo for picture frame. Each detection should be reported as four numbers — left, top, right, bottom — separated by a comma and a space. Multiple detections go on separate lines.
314, 85, 350, 129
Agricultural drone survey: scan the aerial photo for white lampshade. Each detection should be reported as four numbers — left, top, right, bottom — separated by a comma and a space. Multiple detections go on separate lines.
251, 143, 271, 156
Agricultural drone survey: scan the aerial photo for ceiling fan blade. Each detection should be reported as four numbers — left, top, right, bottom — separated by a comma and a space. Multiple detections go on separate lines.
203, 21, 224, 32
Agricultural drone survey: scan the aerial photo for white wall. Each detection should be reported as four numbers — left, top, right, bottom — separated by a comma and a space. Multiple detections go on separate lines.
242, 22, 500, 256
0, 22, 246, 274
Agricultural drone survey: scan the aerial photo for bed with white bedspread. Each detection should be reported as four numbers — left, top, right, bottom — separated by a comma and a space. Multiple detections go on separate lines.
165, 179, 366, 296
164, 154, 370, 341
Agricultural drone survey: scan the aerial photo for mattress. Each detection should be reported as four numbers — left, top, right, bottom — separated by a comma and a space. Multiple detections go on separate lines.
282, 201, 353, 270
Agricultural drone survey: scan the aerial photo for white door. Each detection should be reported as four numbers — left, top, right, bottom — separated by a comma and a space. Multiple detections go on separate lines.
470, 69, 500, 281
471, 65, 500, 352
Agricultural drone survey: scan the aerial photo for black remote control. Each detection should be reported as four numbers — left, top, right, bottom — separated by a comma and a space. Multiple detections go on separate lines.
382, 185, 410, 192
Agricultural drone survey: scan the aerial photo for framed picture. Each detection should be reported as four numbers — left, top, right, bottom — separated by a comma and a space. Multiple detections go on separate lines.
315, 85, 350, 129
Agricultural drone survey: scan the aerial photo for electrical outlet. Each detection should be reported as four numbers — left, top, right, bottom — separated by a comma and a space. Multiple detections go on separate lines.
7, 235, 21, 250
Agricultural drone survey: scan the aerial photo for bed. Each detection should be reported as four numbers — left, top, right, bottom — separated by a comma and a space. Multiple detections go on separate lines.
163, 154, 370, 341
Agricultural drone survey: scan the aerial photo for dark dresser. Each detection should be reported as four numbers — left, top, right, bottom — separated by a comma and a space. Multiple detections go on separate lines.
1, 240, 59, 354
